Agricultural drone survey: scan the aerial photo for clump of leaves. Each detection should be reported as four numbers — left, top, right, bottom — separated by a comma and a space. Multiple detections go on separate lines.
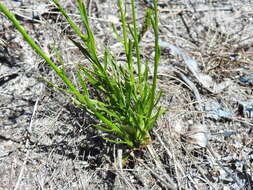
0, 0, 163, 149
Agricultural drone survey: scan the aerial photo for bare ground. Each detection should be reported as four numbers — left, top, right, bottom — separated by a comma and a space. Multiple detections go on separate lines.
0, 0, 253, 189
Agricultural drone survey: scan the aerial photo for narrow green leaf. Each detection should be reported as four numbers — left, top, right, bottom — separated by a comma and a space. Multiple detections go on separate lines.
102, 137, 133, 147
76, 71, 89, 96
138, 8, 152, 42
52, 0, 87, 42
111, 23, 124, 44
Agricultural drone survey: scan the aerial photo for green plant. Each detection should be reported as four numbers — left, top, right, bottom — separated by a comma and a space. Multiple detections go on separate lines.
0, 0, 163, 149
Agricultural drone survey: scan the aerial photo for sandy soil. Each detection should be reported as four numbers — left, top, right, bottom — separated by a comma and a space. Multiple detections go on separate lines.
0, 0, 253, 189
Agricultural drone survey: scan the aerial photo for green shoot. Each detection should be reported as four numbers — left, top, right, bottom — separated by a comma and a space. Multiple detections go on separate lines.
0, 0, 163, 149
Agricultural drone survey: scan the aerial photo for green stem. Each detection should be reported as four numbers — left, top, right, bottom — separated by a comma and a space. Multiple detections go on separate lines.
118, 0, 128, 55
53, 0, 87, 42
118, 0, 136, 90
0, 3, 77, 96
148, 0, 160, 118
131, 0, 142, 93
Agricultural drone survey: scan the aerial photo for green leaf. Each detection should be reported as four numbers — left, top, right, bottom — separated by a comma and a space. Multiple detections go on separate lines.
102, 137, 133, 147
53, 0, 87, 42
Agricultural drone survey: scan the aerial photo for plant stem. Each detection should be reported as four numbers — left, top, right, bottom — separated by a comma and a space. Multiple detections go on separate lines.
0, 3, 78, 97
53, 0, 87, 42
130, 0, 142, 93
148, 0, 160, 118
118, 0, 128, 55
